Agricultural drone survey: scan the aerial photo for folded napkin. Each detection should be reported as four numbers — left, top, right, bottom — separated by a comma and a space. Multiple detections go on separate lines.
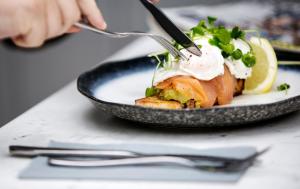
19, 141, 257, 182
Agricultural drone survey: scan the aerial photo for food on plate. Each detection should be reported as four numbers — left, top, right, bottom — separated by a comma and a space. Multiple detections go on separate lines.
243, 37, 277, 94
135, 17, 278, 109
135, 97, 182, 109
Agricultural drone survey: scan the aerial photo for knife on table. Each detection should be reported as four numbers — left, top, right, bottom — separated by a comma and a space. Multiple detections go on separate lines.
139, 0, 202, 56
9, 145, 262, 163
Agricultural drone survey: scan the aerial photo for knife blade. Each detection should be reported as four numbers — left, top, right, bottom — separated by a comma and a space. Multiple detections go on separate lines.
140, 0, 202, 56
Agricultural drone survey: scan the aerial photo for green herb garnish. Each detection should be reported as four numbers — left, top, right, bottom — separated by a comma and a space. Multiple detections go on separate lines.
221, 51, 230, 58
242, 52, 256, 67
207, 16, 217, 26
209, 37, 220, 46
277, 83, 290, 92
213, 28, 231, 45
191, 26, 205, 37
231, 26, 245, 39
197, 20, 207, 28
232, 49, 243, 60
145, 87, 160, 97
154, 16, 257, 72
219, 43, 235, 54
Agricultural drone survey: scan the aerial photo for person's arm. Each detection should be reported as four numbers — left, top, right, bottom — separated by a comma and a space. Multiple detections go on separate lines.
0, 0, 160, 48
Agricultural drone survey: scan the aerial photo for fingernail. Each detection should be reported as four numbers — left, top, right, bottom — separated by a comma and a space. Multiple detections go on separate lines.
100, 21, 107, 30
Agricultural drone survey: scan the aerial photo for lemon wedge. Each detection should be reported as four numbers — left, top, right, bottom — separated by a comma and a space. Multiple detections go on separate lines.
243, 37, 278, 94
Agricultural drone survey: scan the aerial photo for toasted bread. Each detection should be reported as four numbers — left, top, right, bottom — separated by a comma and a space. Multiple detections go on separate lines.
135, 97, 182, 109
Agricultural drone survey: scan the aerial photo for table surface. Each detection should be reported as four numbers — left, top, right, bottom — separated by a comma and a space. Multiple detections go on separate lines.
1, 37, 300, 189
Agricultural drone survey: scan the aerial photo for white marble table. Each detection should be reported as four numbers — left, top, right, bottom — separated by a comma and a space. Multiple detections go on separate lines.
1, 37, 300, 189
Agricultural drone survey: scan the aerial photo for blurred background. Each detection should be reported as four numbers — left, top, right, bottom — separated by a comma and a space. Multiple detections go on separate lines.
0, 0, 299, 126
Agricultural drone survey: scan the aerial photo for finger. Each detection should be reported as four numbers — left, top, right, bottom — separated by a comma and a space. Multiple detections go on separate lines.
66, 26, 81, 33
45, 0, 63, 39
12, 2, 48, 47
56, 0, 81, 34
13, 17, 47, 47
77, 0, 106, 30
0, 1, 31, 39
149, 0, 160, 3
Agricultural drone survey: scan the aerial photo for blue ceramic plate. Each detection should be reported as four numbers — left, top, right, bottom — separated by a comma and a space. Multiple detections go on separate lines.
77, 56, 300, 127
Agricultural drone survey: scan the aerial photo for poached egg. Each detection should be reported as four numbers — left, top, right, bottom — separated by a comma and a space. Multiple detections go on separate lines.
154, 36, 252, 85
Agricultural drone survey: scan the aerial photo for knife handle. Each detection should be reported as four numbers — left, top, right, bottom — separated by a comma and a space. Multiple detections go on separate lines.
139, 0, 201, 56
9, 145, 136, 158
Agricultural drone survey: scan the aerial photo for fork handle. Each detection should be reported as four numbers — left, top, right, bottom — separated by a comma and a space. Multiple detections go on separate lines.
9, 145, 136, 158
74, 22, 128, 38
48, 156, 224, 168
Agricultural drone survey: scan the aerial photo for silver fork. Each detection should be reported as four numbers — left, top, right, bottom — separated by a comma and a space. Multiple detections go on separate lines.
74, 22, 187, 60
48, 155, 250, 172
48, 148, 270, 172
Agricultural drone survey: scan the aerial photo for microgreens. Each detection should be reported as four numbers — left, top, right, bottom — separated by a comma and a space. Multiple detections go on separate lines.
214, 28, 231, 45
219, 43, 235, 54
207, 16, 217, 26
277, 83, 290, 93
242, 52, 256, 67
150, 16, 257, 76
145, 87, 160, 97
232, 49, 243, 60
231, 26, 245, 39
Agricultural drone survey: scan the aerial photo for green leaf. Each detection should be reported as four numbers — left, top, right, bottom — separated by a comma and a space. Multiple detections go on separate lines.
197, 20, 207, 29
173, 42, 183, 50
207, 16, 217, 26
219, 43, 235, 54
232, 49, 243, 60
277, 83, 290, 91
242, 52, 256, 67
191, 26, 205, 37
145, 87, 160, 97
209, 37, 220, 46
214, 28, 231, 44
221, 51, 230, 58
163, 52, 170, 64
185, 31, 193, 38
231, 26, 245, 39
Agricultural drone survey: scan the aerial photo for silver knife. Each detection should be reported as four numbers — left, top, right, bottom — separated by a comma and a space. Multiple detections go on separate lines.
140, 0, 202, 56
9, 145, 257, 163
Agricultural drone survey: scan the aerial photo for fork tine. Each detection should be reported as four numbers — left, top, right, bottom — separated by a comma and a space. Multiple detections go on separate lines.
151, 36, 178, 57
154, 35, 188, 59
152, 36, 187, 60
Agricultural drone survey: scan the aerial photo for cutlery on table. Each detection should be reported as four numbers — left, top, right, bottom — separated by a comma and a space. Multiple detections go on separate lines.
48, 148, 268, 172
10, 145, 262, 162
10, 145, 269, 171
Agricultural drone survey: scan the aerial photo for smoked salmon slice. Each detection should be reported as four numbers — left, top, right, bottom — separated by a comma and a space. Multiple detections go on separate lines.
135, 66, 244, 109
211, 66, 236, 105
156, 76, 217, 108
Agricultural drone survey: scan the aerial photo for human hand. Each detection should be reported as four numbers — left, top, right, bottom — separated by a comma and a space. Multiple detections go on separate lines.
0, 0, 106, 47
149, 0, 160, 3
